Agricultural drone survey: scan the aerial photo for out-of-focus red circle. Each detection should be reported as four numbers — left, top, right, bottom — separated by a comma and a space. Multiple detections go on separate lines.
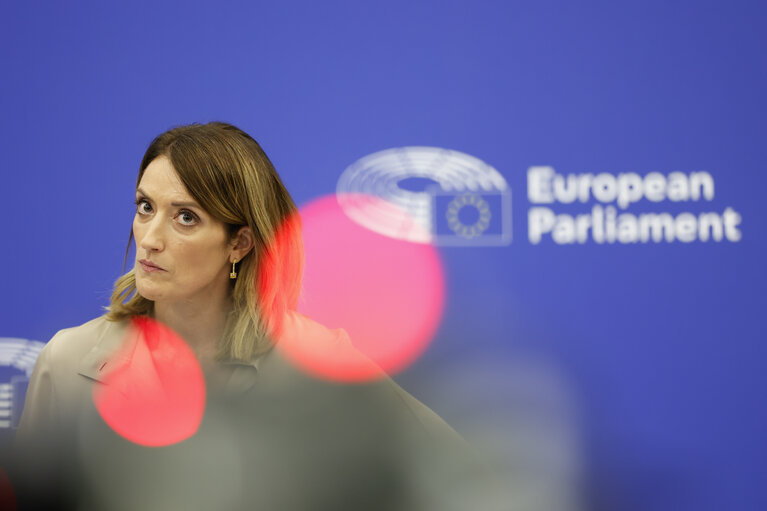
284, 194, 445, 381
0, 468, 17, 511
93, 317, 206, 447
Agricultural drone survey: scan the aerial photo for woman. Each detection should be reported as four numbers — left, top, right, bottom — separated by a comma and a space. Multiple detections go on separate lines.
110, 121, 303, 369
17, 122, 310, 441
14, 122, 485, 510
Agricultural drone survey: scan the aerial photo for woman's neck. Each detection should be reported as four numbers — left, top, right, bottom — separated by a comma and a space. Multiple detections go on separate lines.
153, 296, 232, 363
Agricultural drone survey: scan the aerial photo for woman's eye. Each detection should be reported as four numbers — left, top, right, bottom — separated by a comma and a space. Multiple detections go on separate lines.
136, 200, 152, 215
177, 210, 198, 226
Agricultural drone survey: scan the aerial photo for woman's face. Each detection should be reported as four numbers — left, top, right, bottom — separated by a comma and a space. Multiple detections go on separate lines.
133, 156, 233, 306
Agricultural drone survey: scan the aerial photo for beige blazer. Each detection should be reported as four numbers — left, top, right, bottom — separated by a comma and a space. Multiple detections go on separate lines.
14, 315, 493, 510
17, 314, 459, 442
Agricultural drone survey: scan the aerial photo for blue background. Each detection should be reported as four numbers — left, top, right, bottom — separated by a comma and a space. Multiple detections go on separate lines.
2, 1, 765, 509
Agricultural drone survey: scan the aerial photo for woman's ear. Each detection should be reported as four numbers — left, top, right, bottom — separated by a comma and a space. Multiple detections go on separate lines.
230, 226, 255, 262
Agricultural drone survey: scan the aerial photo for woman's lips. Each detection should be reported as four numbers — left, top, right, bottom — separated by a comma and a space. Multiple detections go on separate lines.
139, 259, 165, 273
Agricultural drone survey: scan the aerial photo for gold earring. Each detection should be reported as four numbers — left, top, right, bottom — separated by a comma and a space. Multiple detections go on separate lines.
230, 259, 238, 279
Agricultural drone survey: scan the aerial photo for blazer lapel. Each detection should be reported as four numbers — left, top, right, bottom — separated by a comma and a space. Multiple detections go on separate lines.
77, 319, 130, 384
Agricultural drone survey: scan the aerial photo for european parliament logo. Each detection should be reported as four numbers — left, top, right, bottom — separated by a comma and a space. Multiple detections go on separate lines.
0, 338, 44, 429
337, 147, 511, 246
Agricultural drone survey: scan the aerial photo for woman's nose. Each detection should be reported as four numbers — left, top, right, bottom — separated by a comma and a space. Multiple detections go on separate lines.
138, 217, 165, 252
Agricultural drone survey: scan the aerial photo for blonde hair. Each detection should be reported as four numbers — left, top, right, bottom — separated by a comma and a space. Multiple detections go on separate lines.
106, 122, 303, 361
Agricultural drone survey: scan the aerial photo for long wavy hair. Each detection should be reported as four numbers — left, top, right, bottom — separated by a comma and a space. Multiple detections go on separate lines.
106, 122, 304, 361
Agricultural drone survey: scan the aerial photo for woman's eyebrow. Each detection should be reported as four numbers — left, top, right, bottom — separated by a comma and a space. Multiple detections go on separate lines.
136, 188, 201, 208
171, 201, 202, 208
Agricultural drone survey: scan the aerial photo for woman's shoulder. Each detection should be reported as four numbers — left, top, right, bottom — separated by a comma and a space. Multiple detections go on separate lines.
16, 316, 128, 440
40, 315, 129, 376
273, 312, 461, 441
46, 315, 115, 345
43, 315, 124, 350
278, 310, 351, 346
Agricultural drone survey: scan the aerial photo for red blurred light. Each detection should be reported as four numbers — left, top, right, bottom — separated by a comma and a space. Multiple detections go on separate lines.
93, 317, 206, 447
0, 467, 17, 511
284, 194, 446, 381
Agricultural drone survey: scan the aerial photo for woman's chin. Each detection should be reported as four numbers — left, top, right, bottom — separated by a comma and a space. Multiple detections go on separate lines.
135, 283, 163, 302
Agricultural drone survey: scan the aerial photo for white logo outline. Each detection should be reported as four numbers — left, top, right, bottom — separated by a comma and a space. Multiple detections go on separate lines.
0, 337, 44, 428
336, 146, 511, 246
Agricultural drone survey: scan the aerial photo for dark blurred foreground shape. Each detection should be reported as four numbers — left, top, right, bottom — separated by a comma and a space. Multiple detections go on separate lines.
8, 342, 511, 511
